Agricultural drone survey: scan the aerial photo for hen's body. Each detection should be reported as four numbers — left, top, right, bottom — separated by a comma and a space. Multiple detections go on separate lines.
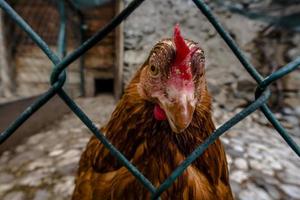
72, 76, 232, 200
72, 26, 233, 200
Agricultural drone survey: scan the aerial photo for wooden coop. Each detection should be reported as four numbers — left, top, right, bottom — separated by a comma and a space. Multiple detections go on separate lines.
1, 0, 123, 99
5, 0, 81, 97
79, 0, 124, 99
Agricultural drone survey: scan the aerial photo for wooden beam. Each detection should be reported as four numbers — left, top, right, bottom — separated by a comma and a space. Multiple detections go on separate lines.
0, 10, 15, 97
84, 69, 95, 97
114, 0, 124, 100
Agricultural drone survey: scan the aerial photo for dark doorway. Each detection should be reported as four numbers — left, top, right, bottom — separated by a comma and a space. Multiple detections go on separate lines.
94, 78, 113, 94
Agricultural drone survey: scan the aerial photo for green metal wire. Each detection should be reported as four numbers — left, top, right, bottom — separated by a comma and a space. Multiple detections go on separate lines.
0, 0, 299, 198
57, 89, 157, 194
261, 104, 300, 156
0, 85, 58, 144
152, 90, 271, 199
254, 58, 300, 157
57, 0, 67, 59
49, 0, 145, 85
0, 0, 60, 64
79, 16, 85, 96
0, 0, 66, 144
192, 0, 264, 83
192, 0, 300, 158
258, 57, 300, 93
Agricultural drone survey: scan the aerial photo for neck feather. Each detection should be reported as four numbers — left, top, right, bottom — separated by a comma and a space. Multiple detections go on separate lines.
101, 80, 225, 184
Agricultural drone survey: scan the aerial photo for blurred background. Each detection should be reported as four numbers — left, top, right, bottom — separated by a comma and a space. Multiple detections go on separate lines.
0, 0, 299, 199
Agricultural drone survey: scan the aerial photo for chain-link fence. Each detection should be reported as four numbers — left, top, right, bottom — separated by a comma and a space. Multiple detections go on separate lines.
3, 0, 83, 98
0, 0, 299, 199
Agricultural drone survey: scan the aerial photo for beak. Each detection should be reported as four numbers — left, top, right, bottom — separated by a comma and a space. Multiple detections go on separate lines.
161, 90, 196, 133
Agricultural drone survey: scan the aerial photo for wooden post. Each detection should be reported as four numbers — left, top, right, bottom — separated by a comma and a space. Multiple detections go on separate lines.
0, 10, 15, 97
114, 0, 124, 100
84, 69, 95, 97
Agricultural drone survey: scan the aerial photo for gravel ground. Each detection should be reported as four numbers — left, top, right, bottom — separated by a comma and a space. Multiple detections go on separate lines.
0, 94, 299, 200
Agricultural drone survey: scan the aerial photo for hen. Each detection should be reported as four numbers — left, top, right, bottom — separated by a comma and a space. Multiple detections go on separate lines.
72, 25, 233, 200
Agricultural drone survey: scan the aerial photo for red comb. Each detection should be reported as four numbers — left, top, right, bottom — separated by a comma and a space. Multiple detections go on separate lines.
173, 24, 190, 65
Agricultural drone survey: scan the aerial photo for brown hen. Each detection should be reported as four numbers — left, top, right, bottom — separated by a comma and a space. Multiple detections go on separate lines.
72, 25, 233, 200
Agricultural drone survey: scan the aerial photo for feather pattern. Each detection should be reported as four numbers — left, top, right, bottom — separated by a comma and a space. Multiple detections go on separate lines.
72, 73, 233, 200
72, 29, 233, 199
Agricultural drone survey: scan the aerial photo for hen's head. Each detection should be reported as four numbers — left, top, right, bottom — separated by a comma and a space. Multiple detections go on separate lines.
137, 24, 206, 133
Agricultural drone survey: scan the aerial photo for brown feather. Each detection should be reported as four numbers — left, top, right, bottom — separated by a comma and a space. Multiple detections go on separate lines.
72, 39, 233, 200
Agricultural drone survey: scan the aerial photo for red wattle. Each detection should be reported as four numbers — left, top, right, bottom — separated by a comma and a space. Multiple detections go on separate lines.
154, 104, 167, 121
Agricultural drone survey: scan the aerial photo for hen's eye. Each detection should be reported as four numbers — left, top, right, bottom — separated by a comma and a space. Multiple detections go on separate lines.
149, 64, 160, 76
